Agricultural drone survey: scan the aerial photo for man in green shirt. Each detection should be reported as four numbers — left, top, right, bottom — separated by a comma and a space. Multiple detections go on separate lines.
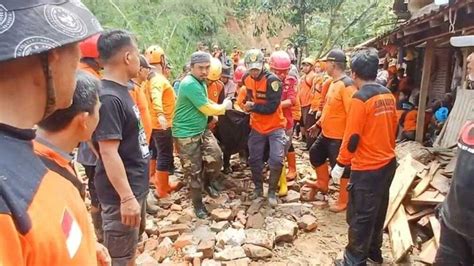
173, 52, 233, 218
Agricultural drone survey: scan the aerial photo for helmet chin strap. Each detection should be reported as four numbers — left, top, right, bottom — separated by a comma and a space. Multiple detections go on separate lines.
40, 53, 57, 119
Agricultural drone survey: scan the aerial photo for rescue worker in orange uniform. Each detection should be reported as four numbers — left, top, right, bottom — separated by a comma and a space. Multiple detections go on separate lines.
242, 49, 286, 207
207, 57, 226, 104
0, 1, 103, 265
34, 70, 111, 264
269, 51, 297, 188
145, 45, 182, 198
304, 49, 357, 213
77, 33, 103, 242
299, 57, 318, 150
235, 65, 248, 111
332, 48, 397, 266
131, 55, 154, 143
287, 67, 301, 181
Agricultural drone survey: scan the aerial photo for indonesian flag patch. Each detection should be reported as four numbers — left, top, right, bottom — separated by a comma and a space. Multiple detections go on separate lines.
61, 208, 83, 258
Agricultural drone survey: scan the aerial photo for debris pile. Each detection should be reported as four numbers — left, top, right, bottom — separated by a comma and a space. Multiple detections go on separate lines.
387, 142, 456, 264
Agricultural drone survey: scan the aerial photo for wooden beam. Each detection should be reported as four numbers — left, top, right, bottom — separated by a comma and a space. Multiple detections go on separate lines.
416, 40, 435, 142
384, 155, 419, 229
389, 206, 413, 263
412, 162, 440, 198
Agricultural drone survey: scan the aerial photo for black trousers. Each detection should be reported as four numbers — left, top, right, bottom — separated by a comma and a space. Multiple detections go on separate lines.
309, 134, 351, 177
434, 219, 474, 265
301, 105, 317, 148
152, 129, 174, 172
343, 159, 397, 265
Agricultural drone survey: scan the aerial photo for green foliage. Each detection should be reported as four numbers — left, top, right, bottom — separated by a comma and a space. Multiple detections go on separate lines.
233, 0, 397, 58
83, 0, 239, 78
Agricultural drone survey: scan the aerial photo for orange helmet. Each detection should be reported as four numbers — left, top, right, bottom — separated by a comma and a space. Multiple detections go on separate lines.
79, 33, 100, 59
234, 65, 247, 83
208, 57, 222, 81
145, 45, 165, 64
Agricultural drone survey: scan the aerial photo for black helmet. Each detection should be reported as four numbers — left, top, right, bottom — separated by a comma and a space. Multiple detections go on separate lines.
0, 0, 102, 62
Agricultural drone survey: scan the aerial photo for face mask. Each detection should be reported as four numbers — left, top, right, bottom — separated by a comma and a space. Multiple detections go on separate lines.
468, 74, 474, 81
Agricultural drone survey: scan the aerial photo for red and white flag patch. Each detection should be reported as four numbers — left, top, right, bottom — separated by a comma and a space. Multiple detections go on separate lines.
61, 208, 83, 258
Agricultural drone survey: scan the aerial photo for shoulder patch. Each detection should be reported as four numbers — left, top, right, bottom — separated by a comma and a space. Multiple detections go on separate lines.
271, 81, 280, 92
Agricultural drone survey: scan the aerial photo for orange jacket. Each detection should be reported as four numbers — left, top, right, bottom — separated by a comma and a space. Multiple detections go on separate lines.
1, 139, 97, 265
401, 109, 418, 132
78, 62, 100, 78
298, 71, 316, 107
310, 74, 329, 112
145, 73, 176, 130
292, 96, 302, 121
207, 80, 225, 104
320, 76, 357, 139
236, 85, 247, 111
318, 77, 333, 112
337, 83, 398, 171
130, 82, 153, 143
243, 70, 286, 134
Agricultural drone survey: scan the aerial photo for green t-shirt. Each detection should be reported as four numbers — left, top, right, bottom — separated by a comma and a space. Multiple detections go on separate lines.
172, 75, 209, 138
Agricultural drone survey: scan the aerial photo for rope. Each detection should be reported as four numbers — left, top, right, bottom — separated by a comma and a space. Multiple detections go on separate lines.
449, 8, 457, 33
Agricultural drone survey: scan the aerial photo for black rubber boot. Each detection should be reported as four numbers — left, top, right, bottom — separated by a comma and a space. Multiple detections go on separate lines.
203, 175, 220, 198
249, 170, 264, 200
268, 168, 282, 207
191, 189, 209, 219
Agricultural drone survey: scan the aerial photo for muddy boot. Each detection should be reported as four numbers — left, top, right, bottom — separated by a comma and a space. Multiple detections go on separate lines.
268, 168, 282, 208
203, 176, 220, 198
91, 207, 103, 243
191, 189, 209, 219
249, 170, 264, 200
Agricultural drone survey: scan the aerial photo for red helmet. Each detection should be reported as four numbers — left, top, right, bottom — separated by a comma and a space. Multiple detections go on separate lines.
269, 51, 291, 71
79, 33, 100, 59
234, 65, 247, 83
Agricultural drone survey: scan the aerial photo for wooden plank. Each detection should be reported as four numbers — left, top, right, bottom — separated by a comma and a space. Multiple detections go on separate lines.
430, 172, 451, 194
384, 155, 419, 229
389, 206, 413, 263
443, 155, 457, 175
417, 214, 433, 227
407, 208, 434, 222
416, 40, 435, 143
417, 237, 437, 264
412, 161, 439, 197
404, 203, 424, 215
430, 216, 441, 246
411, 190, 446, 205
412, 162, 441, 198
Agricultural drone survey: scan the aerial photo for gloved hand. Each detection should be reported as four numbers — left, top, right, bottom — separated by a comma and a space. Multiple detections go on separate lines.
223, 98, 233, 110
158, 115, 168, 130
315, 111, 322, 120
308, 110, 315, 115
331, 164, 345, 184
